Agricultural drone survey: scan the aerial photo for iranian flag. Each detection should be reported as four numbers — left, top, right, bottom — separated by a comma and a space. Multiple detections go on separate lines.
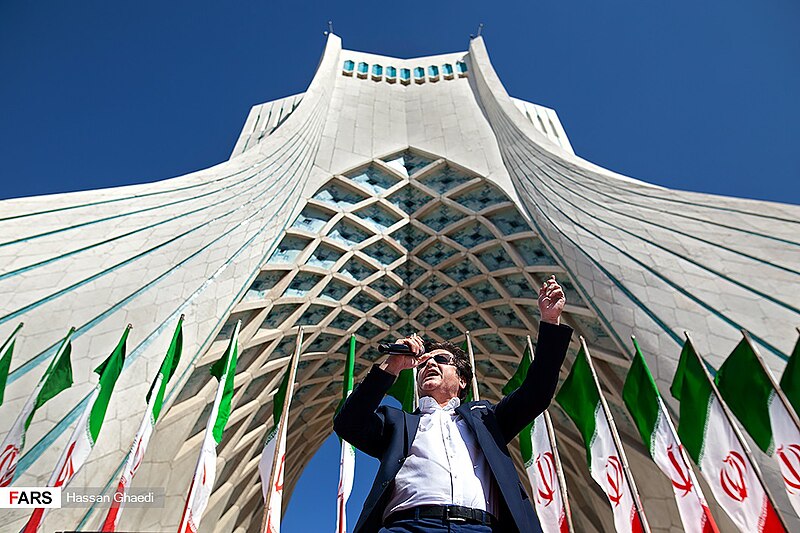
780, 330, 800, 419
259, 327, 304, 533
0, 327, 74, 487
715, 334, 800, 517
556, 343, 647, 533
177, 320, 239, 533
101, 316, 183, 532
504, 341, 570, 533
22, 325, 128, 533
622, 338, 718, 533
336, 335, 356, 533
670, 338, 785, 532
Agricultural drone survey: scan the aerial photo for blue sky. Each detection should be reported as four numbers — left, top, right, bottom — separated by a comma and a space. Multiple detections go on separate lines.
1, 1, 798, 531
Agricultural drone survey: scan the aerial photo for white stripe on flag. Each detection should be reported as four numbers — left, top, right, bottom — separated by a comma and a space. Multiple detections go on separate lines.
699, 395, 772, 531
651, 399, 715, 533
336, 441, 355, 533
529, 414, 567, 533
588, 407, 640, 533
769, 393, 800, 516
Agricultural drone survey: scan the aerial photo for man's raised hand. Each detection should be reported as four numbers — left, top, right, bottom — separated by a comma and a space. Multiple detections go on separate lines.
538, 275, 566, 325
381, 333, 427, 375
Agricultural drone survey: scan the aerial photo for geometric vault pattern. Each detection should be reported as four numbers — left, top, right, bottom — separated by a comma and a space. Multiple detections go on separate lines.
180, 150, 642, 532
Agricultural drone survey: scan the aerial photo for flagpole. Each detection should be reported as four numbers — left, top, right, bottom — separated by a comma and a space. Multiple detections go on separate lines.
464, 331, 480, 401
261, 326, 304, 533
527, 335, 574, 533
741, 329, 800, 432
684, 332, 789, 531
580, 337, 651, 533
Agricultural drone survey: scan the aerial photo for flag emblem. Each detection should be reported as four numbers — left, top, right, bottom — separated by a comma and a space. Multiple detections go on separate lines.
535, 451, 556, 506
776, 444, 800, 492
665, 444, 693, 496
719, 451, 748, 502
274, 453, 285, 493
55, 441, 76, 487
605, 455, 624, 506
0, 445, 18, 486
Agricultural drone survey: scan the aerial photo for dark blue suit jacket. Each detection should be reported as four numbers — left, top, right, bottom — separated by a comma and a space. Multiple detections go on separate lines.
333, 322, 572, 533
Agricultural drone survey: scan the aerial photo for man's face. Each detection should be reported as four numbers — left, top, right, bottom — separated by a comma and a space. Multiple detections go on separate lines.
416, 348, 466, 399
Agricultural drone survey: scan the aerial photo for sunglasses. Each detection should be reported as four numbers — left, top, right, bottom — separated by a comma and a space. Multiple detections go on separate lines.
416, 354, 455, 369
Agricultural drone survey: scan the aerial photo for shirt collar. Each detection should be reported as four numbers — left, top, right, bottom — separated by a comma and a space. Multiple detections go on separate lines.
418, 395, 461, 413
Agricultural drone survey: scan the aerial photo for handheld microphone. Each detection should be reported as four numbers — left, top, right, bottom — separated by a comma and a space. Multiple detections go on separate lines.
378, 343, 414, 355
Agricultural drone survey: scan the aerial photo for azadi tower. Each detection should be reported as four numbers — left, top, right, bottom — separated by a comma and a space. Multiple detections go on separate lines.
1, 33, 798, 532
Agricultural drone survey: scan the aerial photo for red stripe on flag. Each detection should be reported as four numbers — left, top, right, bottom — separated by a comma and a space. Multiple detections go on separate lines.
761, 500, 786, 533
559, 510, 569, 533
701, 504, 720, 533
631, 507, 644, 533
337, 497, 346, 533
177, 477, 196, 533
100, 480, 126, 531
22, 508, 44, 533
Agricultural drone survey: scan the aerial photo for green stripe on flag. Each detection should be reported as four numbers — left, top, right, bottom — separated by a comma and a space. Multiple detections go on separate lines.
716, 338, 774, 453
622, 339, 661, 457
335, 335, 356, 419
780, 333, 800, 418
146, 316, 183, 422
556, 346, 600, 465
27, 329, 74, 430
344, 335, 355, 398
387, 369, 415, 413
90, 326, 128, 443
210, 322, 239, 444
671, 340, 713, 464
520, 421, 534, 465
273, 365, 290, 426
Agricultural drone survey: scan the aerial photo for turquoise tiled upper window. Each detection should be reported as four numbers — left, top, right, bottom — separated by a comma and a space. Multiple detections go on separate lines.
456, 61, 468, 73
372, 64, 383, 76
400, 68, 411, 80
428, 65, 439, 77
414, 67, 425, 79
343, 60, 355, 71
442, 63, 453, 75
386, 66, 397, 78
358, 62, 368, 74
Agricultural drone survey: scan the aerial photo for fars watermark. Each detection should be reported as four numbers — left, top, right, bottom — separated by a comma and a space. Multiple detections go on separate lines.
0, 487, 61, 508
0, 486, 164, 509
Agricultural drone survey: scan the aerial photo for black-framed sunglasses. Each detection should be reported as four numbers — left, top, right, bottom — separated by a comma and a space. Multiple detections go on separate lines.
416, 354, 454, 369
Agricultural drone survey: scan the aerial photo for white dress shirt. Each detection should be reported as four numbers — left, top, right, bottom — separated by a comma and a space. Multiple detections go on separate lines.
384, 395, 498, 519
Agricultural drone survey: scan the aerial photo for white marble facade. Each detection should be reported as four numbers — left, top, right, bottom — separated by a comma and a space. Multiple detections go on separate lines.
0, 33, 798, 532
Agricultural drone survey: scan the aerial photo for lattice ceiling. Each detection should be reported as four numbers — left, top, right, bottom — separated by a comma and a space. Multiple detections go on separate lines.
172, 149, 636, 532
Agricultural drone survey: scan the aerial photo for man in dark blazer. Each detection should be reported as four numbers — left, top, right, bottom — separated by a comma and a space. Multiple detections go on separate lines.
334, 276, 572, 532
